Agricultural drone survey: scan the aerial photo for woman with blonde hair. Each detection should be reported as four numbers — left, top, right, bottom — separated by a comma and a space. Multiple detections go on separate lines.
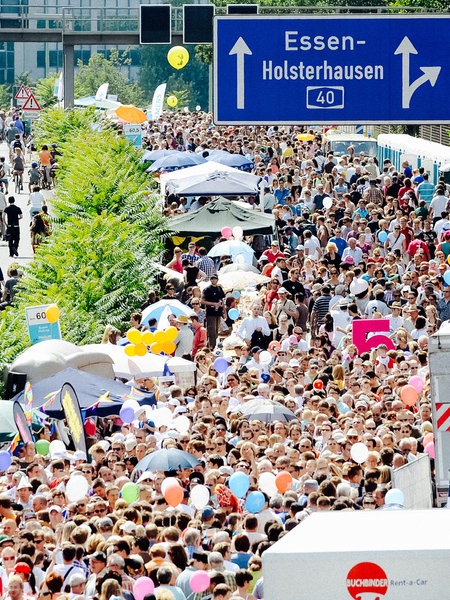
332, 364, 345, 390
324, 241, 341, 270
101, 324, 121, 345
99, 579, 122, 600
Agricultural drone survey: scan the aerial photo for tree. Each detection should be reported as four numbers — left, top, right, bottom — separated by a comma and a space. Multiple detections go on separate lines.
75, 49, 144, 105
0, 85, 11, 110
139, 45, 209, 111
0, 108, 166, 365
35, 74, 59, 109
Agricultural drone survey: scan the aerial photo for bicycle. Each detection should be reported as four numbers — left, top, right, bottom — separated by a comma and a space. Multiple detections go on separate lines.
13, 171, 23, 194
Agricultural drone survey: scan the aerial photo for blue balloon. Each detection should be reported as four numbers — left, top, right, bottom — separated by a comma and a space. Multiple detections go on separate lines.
245, 491, 265, 513
229, 471, 250, 498
119, 406, 135, 424
377, 231, 388, 243
444, 270, 450, 285
0, 451, 12, 472
214, 357, 228, 373
228, 308, 240, 321
231, 290, 241, 299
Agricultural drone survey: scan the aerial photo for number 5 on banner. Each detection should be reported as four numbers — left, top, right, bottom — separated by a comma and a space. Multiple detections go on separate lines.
352, 319, 395, 354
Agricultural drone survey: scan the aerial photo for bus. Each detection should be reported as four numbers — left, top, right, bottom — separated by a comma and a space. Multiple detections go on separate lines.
322, 131, 378, 158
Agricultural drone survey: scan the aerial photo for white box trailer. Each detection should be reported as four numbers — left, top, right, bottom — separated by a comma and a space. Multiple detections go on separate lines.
429, 327, 450, 506
263, 510, 450, 600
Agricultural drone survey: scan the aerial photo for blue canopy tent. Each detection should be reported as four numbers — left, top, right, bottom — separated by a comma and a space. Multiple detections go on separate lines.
12, 368, 134, 419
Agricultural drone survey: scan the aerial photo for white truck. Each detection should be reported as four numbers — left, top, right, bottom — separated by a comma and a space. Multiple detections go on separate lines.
263, 509, 450, 599
429, 326, 450, 506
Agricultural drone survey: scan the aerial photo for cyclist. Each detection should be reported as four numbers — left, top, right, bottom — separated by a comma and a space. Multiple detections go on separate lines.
9, 134, 25, 163
39, 144, 52, 189
12, 148, 24, 193
28, 162, 40, 193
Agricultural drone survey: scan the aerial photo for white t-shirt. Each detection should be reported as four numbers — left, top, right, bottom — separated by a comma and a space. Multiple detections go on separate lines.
304, 237, 321, 260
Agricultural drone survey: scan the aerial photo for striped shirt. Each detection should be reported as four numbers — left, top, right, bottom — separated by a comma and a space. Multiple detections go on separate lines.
313, 294, 332, 325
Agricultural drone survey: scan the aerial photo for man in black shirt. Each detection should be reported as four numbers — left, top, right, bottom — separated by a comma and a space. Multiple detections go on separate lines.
283, 268, 305, 299
201, 274, 225, 350
3, 196, 22, 257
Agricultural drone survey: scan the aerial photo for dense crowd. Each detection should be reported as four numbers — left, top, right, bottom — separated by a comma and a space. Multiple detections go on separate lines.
0, 111, 447, 600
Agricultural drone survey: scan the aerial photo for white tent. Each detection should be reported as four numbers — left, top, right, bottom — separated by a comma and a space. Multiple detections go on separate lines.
160, 160, 249, 195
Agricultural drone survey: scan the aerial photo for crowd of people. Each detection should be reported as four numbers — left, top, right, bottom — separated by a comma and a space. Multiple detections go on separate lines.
0, 111, 447, 600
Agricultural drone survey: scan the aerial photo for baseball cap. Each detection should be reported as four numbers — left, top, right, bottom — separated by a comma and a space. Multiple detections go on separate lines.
278, 287, 287, 294
201, 506, 215, 520
296, 244, 304, 250
120, 521, 137, 534
13, 563, 31, 575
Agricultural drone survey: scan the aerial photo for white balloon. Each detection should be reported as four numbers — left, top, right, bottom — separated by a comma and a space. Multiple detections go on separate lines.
123, 400, 141, 413
258, 472, 277, 497
152, 407, 173, 427
190, 484, 210, 509
173, 416, 190, 434
49, 440, 65, 452
323, 196, 333, 210
232, 226, 243, 240
183, 106, 189, 113
350, 442, 369, 464
161, 477, 180, 495
196, 105, 201, 111
66, 476, 89, 502
385, 488, 405, 507
259, 351, 272, 365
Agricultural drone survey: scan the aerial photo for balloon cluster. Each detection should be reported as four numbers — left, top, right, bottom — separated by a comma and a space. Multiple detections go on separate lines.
125, 327, 178, 357
221, 225, 243, 240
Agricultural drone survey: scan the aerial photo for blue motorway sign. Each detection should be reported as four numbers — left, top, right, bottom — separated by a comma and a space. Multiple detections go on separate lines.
214, 15, 450, 124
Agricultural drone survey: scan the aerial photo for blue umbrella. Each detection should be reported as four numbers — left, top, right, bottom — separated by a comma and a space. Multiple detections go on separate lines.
146, 152, 206, 173
205, 150, 255, 172
141, 299, 193, 327
135, 448, 200, 472
142, 149, 175, 163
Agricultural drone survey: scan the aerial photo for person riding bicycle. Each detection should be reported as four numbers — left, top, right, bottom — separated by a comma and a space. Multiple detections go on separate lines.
9, 134, 24, 163
12, 149, 24, 192
28, 162, 40, 192
39, 144, 52, 189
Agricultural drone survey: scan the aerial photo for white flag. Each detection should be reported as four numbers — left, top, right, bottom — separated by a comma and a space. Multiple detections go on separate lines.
55, 71, 64, 102
95, 83, 109, 101
150, 83, 166, 121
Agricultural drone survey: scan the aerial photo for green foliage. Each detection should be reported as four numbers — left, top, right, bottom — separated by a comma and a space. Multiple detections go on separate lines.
0, 85, 11, 110
35, 74, 59, 109
0, 109, 167, 365
33, 107, 99, 147
139, 45, 209, 111
75, 49, 144, 106
195, 45, 213, 66
14, 72, 34, 88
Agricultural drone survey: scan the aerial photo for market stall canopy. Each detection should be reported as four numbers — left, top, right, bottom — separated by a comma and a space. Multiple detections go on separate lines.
12, 368, 131, 419
168, 197, 275, 237
160, 160, 252, 195
0, 402, 18, 443
165, 169, 261, 197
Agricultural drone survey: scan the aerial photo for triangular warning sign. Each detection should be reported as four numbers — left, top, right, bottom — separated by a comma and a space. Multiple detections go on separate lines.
22, 93, 41, 111
24, 86, 31, 96
15, 85, 28, 100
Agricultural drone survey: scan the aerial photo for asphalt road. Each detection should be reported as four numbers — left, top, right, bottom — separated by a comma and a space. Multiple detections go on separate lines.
0, 141, 53, 277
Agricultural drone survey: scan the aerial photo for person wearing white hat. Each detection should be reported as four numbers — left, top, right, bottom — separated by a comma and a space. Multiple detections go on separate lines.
16, 478, 33, 510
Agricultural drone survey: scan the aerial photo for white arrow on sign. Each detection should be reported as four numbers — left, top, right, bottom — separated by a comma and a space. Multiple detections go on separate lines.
394, 36, 441, 109
229, 37, 252, 110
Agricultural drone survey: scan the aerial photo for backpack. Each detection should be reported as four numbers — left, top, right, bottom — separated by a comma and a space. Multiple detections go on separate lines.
0, 165, 4, 179
13, 140, 22, 149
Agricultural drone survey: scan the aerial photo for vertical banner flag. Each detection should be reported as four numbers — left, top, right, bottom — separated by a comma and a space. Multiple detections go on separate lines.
13, 402, 33, 444
95, 83, 109, 101
60, 383, 88, 456
150, 83, 166, 121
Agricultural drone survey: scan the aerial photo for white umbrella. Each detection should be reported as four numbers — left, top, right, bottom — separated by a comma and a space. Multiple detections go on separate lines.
83, 344, 167, 379
208, 240, 254, 264
219, 263, 260, 274
141, 299, 193, 328
218, 271, 270, 292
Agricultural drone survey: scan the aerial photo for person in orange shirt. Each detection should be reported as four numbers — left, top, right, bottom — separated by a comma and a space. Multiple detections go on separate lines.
39, 145, 52, 188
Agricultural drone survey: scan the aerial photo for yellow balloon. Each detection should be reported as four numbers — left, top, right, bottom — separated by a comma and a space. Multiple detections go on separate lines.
46, 304, 60, 324
127, 328, 142, 344
161, 340, 176, 355
167, 46, 189, 70
165, 326, 178, 342
167, 95, 178, 108
141, 331, 155, 346
134, 343, 148, 356
124, 344, 136, 357
154, 330, 167, 344
151, 342, 163, 355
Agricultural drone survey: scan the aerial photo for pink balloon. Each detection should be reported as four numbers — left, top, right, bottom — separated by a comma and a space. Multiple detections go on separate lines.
425, 442, 435, 459
133, 577, 154, 600
423, 433, 434, 447
190, 570, 210, 593
408, 375, 424, 394
221, 227, 233, 239
288, 335, 298, 345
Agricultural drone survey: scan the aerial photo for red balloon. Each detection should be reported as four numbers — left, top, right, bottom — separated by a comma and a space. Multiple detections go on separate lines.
401, 384, 418, 407
313, 379, 323, 391
164, 481, 184, 507
275, 470, 293, 493
84, 419, 96, 436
